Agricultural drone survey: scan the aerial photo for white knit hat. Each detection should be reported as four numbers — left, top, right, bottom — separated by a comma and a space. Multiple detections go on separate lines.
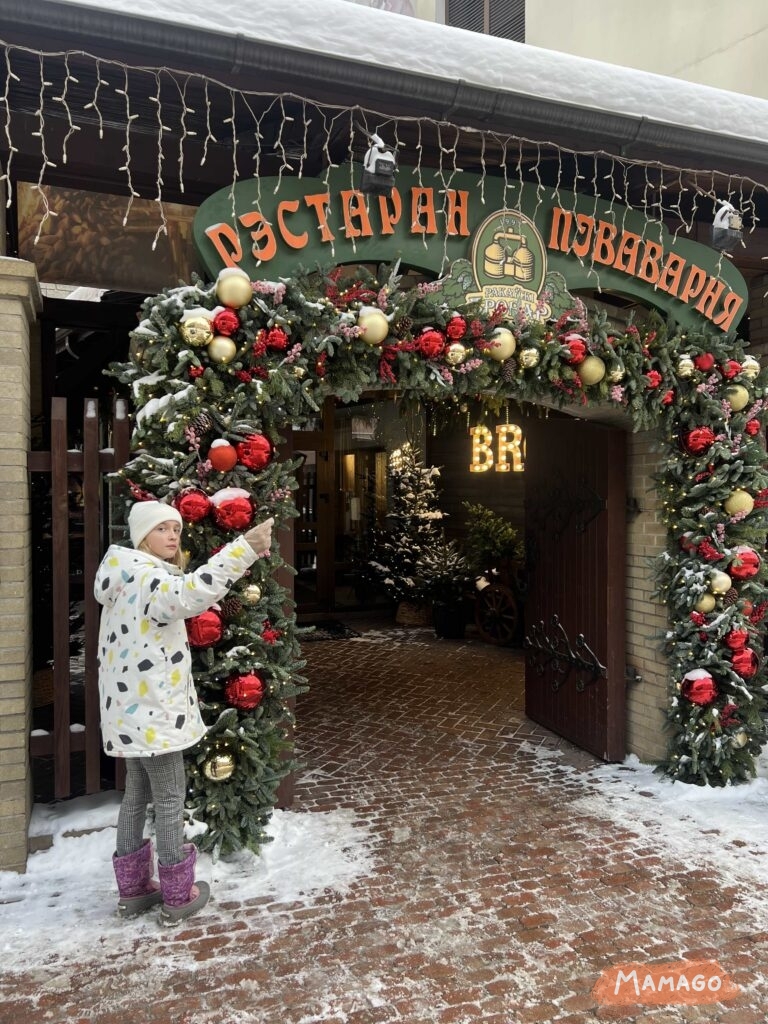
128, 500, 183, 548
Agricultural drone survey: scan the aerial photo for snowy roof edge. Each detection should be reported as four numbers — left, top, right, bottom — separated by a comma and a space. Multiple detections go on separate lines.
14, 0, 768, 154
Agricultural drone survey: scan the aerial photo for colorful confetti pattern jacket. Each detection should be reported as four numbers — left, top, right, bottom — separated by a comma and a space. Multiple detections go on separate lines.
94, 538, 257, 757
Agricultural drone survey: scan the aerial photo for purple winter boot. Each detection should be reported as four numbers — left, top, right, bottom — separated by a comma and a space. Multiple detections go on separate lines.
158, 843, 210, 925
113, 839, 163, 917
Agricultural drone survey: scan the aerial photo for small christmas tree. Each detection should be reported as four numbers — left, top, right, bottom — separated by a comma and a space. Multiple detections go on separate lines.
366, 443, 448, 605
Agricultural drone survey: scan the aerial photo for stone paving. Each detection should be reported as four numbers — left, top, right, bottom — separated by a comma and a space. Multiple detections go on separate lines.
2, 624, 768, 1023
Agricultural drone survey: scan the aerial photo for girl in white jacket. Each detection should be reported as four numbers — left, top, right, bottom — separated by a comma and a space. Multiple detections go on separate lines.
94, 500, 273, 924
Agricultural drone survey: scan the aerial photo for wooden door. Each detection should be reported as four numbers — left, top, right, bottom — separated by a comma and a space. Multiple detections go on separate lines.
523, 415, 626, 761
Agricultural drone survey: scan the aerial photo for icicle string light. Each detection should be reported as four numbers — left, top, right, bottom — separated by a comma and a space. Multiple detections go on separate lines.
0, 46, 19, 204
1, 37, 766, 290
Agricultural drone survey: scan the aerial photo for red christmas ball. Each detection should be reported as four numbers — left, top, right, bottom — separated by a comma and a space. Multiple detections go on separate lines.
732, 648, 759, 678
721, 359, 742, 379
745, 419, 761, 436
446, 316, 467, 341
684, 427, 716, 455
694, 353, 715, 372
186, 609, 224, 648
213, 496, 253, 531
236, 433, 273, 471
225, 672, 265, 710
680, 670, 718, 706
565, 338, 586, 364
208, 440, 238, 472
212, 308, 240, 337
416, 329, 446, 360
175, 489, 211, 523
729, 545, 761, 580
724, 629, 749, 651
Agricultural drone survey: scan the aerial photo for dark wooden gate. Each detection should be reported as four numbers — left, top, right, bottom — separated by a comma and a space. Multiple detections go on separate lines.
523, 414, 626, 761
28, 396, 130, 798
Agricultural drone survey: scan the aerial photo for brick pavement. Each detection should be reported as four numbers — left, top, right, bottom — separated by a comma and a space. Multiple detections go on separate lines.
2, 624, 768, 1023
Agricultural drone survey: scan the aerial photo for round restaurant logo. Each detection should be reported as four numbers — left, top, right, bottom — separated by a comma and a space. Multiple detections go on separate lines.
468, 210, 550, 320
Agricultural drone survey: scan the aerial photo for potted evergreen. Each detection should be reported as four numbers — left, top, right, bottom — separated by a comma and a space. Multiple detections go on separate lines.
366, 443, 447, 624
462, 501, 525, 577
418, 538, 473, 639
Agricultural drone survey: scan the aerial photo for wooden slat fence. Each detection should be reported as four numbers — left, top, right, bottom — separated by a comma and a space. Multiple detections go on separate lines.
27, 396, 130, 799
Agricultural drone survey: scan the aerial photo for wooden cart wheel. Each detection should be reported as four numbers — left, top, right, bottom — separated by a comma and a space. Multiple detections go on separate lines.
475, 583, 519, 646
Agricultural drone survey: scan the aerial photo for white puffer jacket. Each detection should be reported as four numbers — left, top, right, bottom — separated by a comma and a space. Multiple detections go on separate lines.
94, 538, 258, 758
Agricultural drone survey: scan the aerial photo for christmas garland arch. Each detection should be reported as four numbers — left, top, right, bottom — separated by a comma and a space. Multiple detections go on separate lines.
111, 262, 768, 857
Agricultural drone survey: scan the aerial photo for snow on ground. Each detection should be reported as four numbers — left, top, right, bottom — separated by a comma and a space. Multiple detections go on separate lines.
0, 797, 378, 972
2, 741, 768, 974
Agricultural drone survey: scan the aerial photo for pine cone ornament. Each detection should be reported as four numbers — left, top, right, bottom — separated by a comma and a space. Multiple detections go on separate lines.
393, 316, 413, 338
724, 587, 739, 607
219, 596, 244, 622
501, 357, 519, 383
192, 411, 213, 434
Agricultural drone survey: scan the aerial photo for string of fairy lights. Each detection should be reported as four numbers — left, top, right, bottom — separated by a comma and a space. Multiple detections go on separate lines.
0, 38, 767, 286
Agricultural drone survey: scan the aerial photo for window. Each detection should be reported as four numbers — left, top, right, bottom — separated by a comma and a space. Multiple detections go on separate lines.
446, 0, 525, 41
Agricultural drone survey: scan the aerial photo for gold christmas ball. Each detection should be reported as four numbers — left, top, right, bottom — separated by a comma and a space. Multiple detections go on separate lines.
677, 355, 695, 379
731, 727, 749, 748
709, 570, 732, 595
607, 362, 625, 383
445, 342, 467, 366
357, 307, 390, 346
724, 488, 754, 517
208, 335, 238, 364
693, 593, 716, 614
488, 327, 516, 362
726, 384, 750, 412
518, 347, 540, 369
180, 315, 214, 348
578, 355, 606, 386
741, 355, 760, 379
203, 752, 236, 781
242, 583, 262, 605
294, 366, 307, 378
216, 267, 253, 309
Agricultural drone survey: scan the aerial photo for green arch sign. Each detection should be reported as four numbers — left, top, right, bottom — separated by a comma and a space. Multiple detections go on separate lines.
193, 168, 748, 333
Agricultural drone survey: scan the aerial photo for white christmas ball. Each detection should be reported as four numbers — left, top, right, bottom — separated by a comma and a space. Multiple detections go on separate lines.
726, 384, 750, 412
741, 355, 760, 379
215, 267, 253, 309
357, 307, 390, 346
578, 355, 606, 386
208, 336, 238, 363
488, 327, 516, 362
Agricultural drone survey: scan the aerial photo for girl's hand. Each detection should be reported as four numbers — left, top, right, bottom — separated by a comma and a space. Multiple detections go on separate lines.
244, 517, 275, 555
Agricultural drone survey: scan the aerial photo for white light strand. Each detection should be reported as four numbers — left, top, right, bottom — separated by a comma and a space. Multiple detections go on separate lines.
51, 52, 80, 165
0, 47, 19, 204
149, 71, 167, 251
82, 59, 107, 140
31, 52, 57, 244
224, 88, 239, 226
201, 78, 217, 167
174, 75, 196, 194
116, 65, 140, 226
478, 132, 487, 206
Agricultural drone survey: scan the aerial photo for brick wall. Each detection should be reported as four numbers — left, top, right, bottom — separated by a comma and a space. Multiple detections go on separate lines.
747, 274, 768, 359
0, 259, 41, 872
625, 430, 669, 763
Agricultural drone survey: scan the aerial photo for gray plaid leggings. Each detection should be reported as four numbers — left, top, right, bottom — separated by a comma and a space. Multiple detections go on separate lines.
116, 752, 186, 865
